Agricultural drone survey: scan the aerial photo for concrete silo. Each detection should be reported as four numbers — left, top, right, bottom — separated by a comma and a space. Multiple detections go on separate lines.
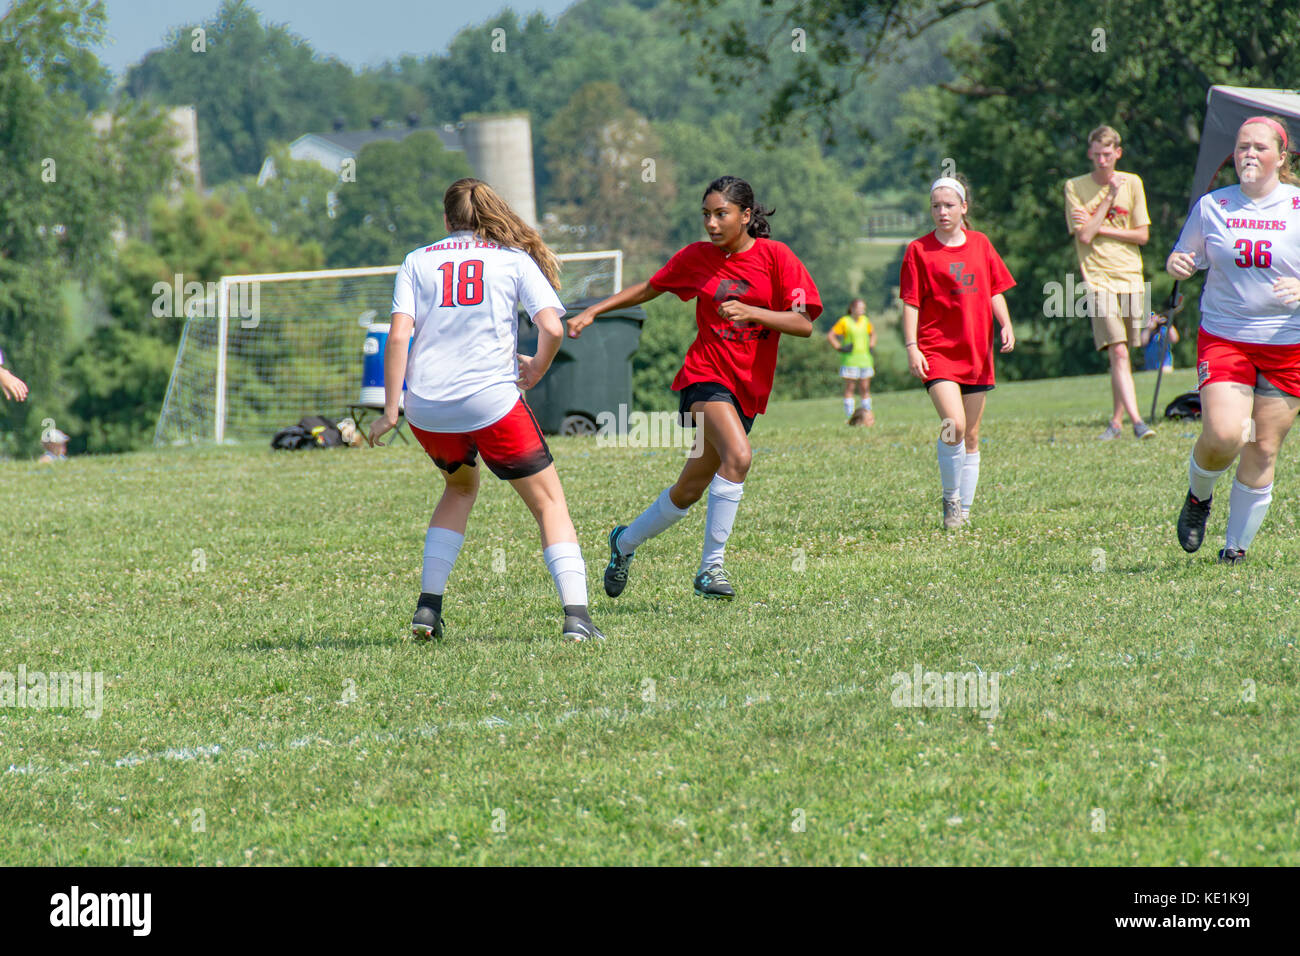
460, 114, 538, 228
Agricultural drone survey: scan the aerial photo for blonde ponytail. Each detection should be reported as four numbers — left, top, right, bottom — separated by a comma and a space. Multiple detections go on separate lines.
443, 178, 561, 289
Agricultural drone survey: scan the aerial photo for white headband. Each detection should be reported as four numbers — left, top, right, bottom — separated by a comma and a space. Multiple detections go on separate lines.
930, 177, 966, 201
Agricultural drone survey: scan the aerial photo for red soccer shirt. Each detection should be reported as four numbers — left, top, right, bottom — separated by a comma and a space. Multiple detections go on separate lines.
649, 238, 822, 417
899, 230, 1015, 385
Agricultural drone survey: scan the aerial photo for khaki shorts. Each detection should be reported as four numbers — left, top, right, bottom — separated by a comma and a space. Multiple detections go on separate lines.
1090, 288, 1145, 351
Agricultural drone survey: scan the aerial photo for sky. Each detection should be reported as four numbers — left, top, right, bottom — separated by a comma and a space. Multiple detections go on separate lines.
89, 0, 580, 75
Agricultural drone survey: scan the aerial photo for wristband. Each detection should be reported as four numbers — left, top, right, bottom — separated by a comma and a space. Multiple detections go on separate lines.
905, 341, 918, 348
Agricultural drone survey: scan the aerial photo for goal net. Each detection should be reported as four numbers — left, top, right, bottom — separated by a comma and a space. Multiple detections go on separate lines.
154, 251, 623, 446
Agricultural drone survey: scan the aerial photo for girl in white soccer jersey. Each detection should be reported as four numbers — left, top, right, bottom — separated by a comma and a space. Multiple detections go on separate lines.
1170, 116, 1300, 563
368, 178, 603, 642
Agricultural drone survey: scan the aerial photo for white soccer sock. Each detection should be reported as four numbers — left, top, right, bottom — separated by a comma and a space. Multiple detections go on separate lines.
843, 397, 855, 417
1224, 479, 1272, 552
860, 397, 872, 411
1188, 453, 1228, 501
700, 474, 744, 572
421, 527, 465, 594
960, 450, 981, 515
937, 438, 965, 498
619, 486, 691, 554
543, 541, 588, 608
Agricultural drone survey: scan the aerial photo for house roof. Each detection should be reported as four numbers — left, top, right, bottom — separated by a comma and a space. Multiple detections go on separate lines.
304, 126, 464, 155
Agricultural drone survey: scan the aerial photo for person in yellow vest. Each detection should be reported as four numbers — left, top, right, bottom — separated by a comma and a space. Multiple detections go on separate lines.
827, 298, 877, 423
1064, 124, 1156, 440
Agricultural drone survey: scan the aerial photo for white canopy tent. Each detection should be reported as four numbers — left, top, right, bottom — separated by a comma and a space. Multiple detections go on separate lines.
1188, 85, 1300, 207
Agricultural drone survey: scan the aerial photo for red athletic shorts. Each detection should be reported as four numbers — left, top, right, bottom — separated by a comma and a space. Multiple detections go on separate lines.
409, 397, 553, 479
1196, 327, 1300, 397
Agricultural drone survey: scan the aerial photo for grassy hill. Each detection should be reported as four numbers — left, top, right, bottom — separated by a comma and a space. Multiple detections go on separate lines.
2, 368, 1296, 864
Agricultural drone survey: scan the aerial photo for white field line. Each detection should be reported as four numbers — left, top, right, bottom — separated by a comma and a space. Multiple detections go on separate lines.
4, 683, 872, 778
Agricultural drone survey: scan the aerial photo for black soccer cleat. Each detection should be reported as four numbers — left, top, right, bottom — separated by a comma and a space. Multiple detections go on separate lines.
1218, 547, 1247, 565
562, 615, 606, 643
693, 565, 735, 600
411, 600, 444, 641
603, 525, 634, 598
1177, 491, 1213, 553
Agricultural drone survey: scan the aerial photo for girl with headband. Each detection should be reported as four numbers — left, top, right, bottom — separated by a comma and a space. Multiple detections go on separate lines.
1169, 115, 1300, 563
899, 174, 1016, 529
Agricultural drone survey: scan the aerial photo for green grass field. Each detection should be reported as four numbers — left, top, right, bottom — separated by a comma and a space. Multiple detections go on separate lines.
3, 369, 1297, 865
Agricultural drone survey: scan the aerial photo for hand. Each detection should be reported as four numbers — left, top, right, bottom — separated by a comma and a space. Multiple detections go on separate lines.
566, 309, 597, 339
516, 353, 547, 390
1166, 251, 1197, 279
1069, 207, 1087, 228
838, 343, 854, 354
907, 344, 929, 379
367, 412, 399, 447
1107, 172, 1124, 195
717, 300, 757, 323
1000, 324, 1016, 353
1274, 277, 1300, 308
0, 367, 28, 402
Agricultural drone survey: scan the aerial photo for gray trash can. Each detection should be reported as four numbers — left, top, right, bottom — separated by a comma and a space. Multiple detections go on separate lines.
516, 296, 646, 434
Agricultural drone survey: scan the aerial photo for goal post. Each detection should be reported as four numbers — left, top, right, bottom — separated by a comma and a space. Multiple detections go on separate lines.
155, 251, 623, 446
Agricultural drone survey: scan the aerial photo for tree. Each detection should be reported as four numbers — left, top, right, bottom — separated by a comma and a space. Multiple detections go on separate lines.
67, 192, 325, 453
0, 0, 176, 456
930, 0, 1300, 379
543, 83, 676, 262
673, 0, 995, 139
125, 0, 370, 185
327, 131, 473, 267
218, 146, 340, 248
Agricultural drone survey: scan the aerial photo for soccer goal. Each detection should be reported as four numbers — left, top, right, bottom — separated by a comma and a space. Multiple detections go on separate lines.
154, 250, 623, 446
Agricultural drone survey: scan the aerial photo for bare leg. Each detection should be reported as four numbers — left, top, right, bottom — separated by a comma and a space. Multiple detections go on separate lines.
1108, 343, 1144, 427
1236, 392, 1300, 487
962, 391, 987, 453
926, 381, 967, 445
1195, 382, 1254, 472
509, 464, 578, 548
430, 462, 479, 532
670, 401, 750, 507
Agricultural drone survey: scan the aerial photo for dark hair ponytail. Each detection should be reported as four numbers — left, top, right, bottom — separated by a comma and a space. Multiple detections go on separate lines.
703, 175, 774, 238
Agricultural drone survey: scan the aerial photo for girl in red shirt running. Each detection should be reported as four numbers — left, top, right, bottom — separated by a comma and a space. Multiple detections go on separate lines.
567, 175, 822, 599
900, 176, 1016, 529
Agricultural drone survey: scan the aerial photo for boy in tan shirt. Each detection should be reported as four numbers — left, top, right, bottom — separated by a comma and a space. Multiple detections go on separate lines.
1064, 125, 1155, 440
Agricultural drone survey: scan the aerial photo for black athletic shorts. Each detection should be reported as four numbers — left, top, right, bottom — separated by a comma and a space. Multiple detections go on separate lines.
924, 379, 995, 395
676, 381, 755, 434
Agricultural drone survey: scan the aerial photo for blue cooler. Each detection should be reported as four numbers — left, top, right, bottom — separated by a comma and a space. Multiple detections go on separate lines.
360, 323, 411, 407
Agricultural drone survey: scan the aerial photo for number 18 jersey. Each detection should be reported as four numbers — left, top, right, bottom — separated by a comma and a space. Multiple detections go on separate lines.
1174, 183, 1300, 344
391, 231, 564, 431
